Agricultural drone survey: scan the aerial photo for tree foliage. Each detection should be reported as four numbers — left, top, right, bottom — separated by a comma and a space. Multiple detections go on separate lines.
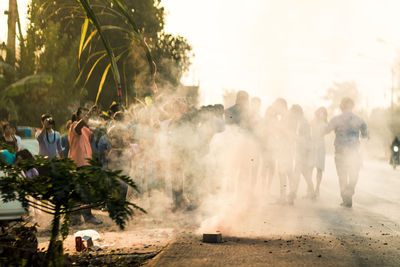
0, 3, 81, 126
0, 156, 143, 264
5, 0, 192, 126
323, 81, 362, 115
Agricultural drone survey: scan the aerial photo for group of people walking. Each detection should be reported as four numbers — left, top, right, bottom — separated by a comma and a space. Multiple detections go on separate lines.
0, 91, 369, 227
226, 91, 368, 208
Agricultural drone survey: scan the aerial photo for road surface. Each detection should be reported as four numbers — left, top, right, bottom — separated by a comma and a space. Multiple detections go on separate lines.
146, 155, 400, 266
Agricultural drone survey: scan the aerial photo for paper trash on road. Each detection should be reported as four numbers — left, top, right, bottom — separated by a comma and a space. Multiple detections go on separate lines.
74, 229, 101, 241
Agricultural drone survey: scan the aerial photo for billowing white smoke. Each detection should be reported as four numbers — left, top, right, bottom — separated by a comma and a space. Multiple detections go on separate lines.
98, 92, 392, 237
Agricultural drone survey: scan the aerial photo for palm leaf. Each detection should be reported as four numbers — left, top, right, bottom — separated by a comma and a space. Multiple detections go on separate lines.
96, 64, 111, 104
78, 18, 89, 60
111, 0, 156, 75
4, 74, 53, 97
74, 50, 106, 87
95, 50, 128, 104
83, 53, 107, 89
81, 29, 98, 55
76, 0, 122, 103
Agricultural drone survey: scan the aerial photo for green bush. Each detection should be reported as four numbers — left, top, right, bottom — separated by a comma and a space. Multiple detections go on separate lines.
0, 156, 144, 266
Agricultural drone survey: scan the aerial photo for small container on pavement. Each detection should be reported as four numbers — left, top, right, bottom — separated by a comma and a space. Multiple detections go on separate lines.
86, 237, 94, 248
203, 233, 223, 243
75, 236, 86, 252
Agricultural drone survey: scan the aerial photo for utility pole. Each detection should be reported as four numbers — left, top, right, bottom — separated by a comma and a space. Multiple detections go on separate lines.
6, 0, 17, 66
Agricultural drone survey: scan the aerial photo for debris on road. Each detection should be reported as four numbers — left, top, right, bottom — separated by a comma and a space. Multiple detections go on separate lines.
203, 233, 223, 243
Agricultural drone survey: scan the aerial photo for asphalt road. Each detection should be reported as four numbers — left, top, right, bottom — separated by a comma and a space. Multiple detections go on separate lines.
146, 155, 400, 266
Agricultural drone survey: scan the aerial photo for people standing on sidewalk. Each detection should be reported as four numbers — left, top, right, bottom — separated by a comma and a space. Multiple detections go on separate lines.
36, 114, 63, 158
325, 98, 368, 208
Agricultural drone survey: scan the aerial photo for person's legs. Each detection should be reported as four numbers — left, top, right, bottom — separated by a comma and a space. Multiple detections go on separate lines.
82, 208, 102, 225
172, 171, 185, 211
260, 158, 268, 191
315, 168, 323, 196
267, 160, 275, 193
335, 153, 349, 205
237, 158, 251, 201
277, 158, 293, 203
71, 211, 82, 226
170, 149, 187, 211
346, 151, 361, 207
288, 164, 300, 205
301, 165, 315, 199
278, 172, 287, 203
261, 154, 275, 194
250, 141, 260, 183
118, 180, 128, 200
346, 169, 359, 207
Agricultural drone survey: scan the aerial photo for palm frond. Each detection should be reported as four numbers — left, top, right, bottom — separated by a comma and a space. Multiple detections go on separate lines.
76, 0, 122, 103
4, 74, 53, 97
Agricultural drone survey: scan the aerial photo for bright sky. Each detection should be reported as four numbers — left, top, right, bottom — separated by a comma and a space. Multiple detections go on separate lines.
162, 0, 400, 110
2, 0, 400, 111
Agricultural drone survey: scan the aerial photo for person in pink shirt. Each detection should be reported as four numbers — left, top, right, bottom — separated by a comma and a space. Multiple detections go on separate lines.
68, 106, 102, 225
68, 107, 94, 167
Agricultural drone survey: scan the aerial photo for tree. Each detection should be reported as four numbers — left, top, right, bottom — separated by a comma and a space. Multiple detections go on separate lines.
6, 0, 18, 66
323, 81, 362, 115
17, 0, 192, 125
0, 156, 144, 265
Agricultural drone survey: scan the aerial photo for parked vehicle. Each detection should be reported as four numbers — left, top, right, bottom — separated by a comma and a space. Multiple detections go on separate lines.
0, 127, 38, 221
0, 172, 26, 221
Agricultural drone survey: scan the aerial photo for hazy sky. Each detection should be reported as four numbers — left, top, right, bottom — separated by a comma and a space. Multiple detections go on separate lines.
2, 0, 400, 110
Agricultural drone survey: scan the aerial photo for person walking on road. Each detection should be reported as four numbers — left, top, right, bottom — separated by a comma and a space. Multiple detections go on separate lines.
273, 98, 294, 204
311, 107, 328, 197
287, 104, 314, 205
325, 98, 368, 208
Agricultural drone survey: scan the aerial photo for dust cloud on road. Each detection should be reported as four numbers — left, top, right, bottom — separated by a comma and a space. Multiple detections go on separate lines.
146, 155, 400, 267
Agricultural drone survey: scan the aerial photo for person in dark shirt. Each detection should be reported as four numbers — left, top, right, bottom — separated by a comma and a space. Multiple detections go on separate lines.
390, 137, 400, 168
0, 122, 18, 152
225, 90, 250, 128
325, 97, 368, 208
60, 120, 72, 158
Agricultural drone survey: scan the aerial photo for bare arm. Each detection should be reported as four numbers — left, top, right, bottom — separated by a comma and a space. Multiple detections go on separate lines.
37, 123, 47, 141
74, 105, 97, 135
360, 120, 369, 139
56, 133, 64, 155
324, 118, 335, 135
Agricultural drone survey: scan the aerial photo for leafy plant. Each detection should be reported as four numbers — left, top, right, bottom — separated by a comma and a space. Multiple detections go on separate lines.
0, 156, 144, 265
